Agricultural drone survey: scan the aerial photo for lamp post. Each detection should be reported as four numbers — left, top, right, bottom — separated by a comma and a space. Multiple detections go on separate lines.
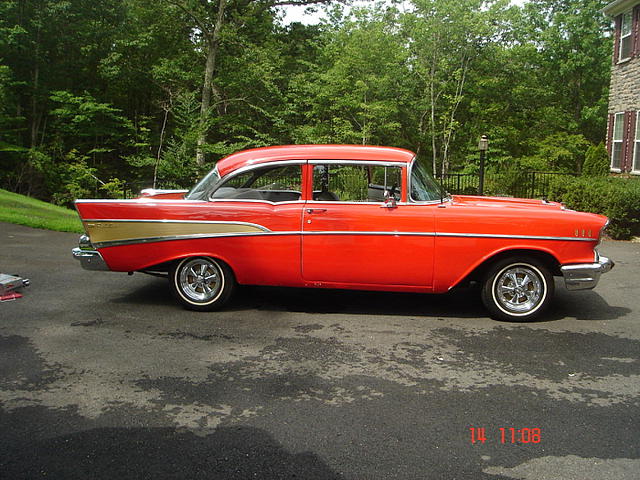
478, 135, 488, 196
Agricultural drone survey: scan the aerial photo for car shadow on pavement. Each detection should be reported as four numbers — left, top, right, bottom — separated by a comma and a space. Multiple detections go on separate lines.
226, 285, 488, 319
111, 277, 630, 322
110, 277, 177, 307
544, 283, 632, 322
1, 422, 343, 480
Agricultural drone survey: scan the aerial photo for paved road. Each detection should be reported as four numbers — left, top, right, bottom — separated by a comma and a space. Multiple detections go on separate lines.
1, 222, 638, 479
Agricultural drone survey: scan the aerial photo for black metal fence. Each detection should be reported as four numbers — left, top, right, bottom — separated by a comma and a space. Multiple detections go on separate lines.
436, 171, 577, 199
101, 171, 575, 200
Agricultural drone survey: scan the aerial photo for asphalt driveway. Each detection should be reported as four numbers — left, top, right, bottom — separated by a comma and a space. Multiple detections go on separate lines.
1, 222, 639, 479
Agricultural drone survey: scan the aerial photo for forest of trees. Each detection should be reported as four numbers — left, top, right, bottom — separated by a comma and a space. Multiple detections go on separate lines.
0, 0, 613, 204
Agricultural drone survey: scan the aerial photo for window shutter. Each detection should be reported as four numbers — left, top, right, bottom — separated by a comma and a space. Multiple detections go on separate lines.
607, 113, 615, 157
625, 112, 637, 172
634, 6, 640, 58
614, 15, 622, 63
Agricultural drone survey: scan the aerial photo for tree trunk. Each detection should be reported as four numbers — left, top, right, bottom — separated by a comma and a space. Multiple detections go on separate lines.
196, 0, 226, 166
30, 27, 41, 148
155, 106, 170, 188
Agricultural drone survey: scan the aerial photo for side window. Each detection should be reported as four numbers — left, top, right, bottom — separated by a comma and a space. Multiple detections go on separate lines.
212, 164, 302, 202
312, 164, 402, 202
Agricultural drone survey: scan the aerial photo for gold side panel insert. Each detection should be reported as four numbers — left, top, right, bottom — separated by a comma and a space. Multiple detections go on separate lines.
84, 221, 266, 244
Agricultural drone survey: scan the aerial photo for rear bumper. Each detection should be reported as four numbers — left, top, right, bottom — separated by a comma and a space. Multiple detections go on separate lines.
72, 247, 110, 271
561, 255, 614, 291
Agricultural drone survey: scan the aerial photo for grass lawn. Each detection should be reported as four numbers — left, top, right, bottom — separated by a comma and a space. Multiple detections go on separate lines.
0, 189, 83, 233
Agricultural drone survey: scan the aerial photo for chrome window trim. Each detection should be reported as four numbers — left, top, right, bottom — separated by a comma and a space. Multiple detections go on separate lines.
305, 200, 411, 206
209, 160, 306, 202
408, 157, 449, 204
309, 161, 405, 204
309, 159, 405, 167
207, 199, 305, 206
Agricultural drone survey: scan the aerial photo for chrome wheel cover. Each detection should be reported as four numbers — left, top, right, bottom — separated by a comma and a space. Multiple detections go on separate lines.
178, 258, 223, 304
493, 264, 544, 315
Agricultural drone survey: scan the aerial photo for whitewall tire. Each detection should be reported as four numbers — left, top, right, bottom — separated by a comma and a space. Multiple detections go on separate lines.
481, 257, 554, 322
170, 256, 235, 311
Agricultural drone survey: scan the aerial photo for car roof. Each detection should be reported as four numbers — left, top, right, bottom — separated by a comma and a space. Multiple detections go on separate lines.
215, 145, 416, 177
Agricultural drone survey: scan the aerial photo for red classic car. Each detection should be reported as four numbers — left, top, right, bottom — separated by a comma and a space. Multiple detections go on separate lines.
72, 145, 613, 321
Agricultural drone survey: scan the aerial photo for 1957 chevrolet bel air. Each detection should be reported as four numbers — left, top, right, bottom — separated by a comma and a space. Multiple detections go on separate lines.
72, 145, 613, 321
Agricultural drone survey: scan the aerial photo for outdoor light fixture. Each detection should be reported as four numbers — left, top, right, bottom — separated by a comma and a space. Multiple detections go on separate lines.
478, 135, 488, 195
478, 135, 489, 151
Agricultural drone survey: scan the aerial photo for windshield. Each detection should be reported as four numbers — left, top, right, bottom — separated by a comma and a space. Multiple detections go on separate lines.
185, 167, 221, 200
410, 158, 446, 202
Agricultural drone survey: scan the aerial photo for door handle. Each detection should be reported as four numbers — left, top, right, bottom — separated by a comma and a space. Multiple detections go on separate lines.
306, 208, 327, 214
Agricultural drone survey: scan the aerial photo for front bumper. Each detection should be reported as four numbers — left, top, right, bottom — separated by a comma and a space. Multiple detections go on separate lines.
561, 254, 614, 291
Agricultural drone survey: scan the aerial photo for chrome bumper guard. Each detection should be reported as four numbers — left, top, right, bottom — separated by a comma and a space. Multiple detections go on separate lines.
72, 234, 110, 271
561, 255, 614, 291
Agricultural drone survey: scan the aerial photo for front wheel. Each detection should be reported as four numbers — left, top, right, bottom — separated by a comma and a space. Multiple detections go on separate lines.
170, 256, 235, 311
481, 257, 554, 322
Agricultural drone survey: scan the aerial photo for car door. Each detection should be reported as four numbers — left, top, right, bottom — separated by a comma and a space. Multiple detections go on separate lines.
301, 161, 435, 289
205, 161, 305, 286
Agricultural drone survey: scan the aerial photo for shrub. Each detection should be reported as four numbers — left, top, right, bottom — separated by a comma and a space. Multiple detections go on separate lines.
582, 142, 609, 177
547, 176, 640, 239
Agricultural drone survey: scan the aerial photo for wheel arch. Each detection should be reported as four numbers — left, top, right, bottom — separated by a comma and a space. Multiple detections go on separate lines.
134, 251, 238, 276
451, 247, 561, 289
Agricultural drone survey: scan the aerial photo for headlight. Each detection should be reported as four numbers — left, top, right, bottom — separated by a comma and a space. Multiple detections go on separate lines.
597, 219, 610, 247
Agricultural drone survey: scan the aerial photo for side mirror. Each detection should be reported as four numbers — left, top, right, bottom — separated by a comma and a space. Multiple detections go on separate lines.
382, 190, 397, 208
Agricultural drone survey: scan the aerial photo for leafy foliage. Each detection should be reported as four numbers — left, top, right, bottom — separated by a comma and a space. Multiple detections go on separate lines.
582, 142, 610, 177
0, 0, 620, 205
547, 176, 640, 239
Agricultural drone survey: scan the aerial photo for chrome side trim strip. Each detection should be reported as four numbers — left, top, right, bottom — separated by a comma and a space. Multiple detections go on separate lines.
436, 232, 596, 242
75, 199, 207, 204
83, 219, 271, 232
92, 229, 597, 249
92, 232, 284, 248
140, 188, 188, 195
303, 231, 435, 236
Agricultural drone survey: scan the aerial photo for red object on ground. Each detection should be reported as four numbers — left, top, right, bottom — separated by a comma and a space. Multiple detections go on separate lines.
0, 292, 23, 302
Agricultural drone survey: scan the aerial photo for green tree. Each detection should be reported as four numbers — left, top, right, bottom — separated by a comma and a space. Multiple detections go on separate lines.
582, 142, 610, 177
402, 0, 511, 175
287, 5, 408, 146
521, 0, 612, 143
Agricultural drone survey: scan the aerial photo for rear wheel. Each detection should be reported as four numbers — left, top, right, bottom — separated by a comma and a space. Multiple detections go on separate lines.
170, 256, 235, 311
481, 257, 553, 322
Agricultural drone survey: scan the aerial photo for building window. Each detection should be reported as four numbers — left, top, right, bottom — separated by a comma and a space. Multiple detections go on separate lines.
619, 11, 633, 61
611, 113, 624, 171
634, 112, 640, 174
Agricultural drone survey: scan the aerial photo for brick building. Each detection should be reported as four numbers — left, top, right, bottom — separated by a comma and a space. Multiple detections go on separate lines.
604, 0, 640, 174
